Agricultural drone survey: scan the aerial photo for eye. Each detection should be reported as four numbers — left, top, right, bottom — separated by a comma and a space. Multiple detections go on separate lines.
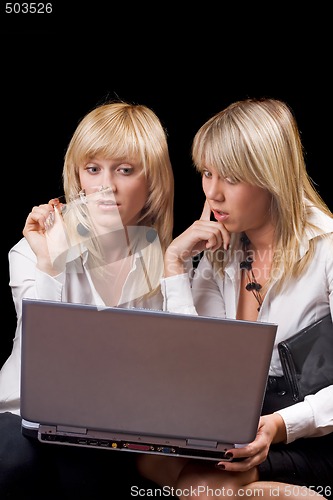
85, 164, 100, 174
224, 176, 238, 185
202, 169, 212, 179
118, 166, 133, 175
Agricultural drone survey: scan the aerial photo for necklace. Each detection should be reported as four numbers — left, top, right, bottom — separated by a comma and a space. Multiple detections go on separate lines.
240, 235, 263, 312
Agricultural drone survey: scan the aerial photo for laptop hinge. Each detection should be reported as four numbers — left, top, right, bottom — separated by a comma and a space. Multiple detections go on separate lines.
186, 438, 218, 449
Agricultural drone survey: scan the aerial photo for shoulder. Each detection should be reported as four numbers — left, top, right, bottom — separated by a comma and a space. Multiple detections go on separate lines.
318, 232, 333, 253
311, 234, 333, 271
9, 237, 36, 261
306, 205, 333, 236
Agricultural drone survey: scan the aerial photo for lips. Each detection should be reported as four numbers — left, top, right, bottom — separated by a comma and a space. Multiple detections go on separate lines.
95, 199, 120, 212
212, 209, 229, 222
98, 200, 117, 205
95, 197, 118, 206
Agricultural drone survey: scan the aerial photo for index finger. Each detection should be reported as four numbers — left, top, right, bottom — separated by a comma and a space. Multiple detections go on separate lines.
200, 199, 211, 221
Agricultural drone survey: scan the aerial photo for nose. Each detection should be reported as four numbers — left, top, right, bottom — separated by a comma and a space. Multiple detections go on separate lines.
100, 172, 116, 192
203, 175, 225, 201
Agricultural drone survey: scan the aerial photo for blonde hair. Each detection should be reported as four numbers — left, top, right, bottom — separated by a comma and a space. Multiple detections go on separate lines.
192, 97, 333, 288
63, 100, 174, 254
60, 101, 174, 300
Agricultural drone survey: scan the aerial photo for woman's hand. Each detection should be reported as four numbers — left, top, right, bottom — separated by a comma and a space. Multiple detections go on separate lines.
23, 198, 68, 276
164, 200, 231, 276
216, 413, 287, 472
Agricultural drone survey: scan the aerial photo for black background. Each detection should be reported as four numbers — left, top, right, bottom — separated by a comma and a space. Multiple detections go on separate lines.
1, 8, 332, 366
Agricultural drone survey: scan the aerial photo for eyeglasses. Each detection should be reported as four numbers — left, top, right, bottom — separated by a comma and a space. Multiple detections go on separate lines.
49, 186, 115, 215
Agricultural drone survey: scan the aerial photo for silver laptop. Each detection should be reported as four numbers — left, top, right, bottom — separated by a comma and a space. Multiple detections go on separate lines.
20, 298, 277, 462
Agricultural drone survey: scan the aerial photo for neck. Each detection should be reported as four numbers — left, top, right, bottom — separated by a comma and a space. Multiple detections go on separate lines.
92, 227, 132, 265
243, 226, 275, 253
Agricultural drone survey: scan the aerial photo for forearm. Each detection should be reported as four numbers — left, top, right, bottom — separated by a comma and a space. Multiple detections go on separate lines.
270, 413, 287, 444
164, 245, 191, 277
276, 386, 333, 443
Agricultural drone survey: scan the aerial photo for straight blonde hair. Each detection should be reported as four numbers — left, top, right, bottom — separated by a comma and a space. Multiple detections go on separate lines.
192, 97, 333, 288
63, 100, 174, 253
61, 101, 174, 299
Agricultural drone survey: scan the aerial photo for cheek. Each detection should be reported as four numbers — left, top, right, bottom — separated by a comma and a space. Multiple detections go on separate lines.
202, 176, 209, 196
137, 187, 149, 209
128, 181, 148, 208
239, 189, 270, 216
135, 178, 148, 196
79, 173, 96, 192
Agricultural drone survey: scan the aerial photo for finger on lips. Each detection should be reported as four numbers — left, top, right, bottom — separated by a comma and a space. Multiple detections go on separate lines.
200, 199, 212, 221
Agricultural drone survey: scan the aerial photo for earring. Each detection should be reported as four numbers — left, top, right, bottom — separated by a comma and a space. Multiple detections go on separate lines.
146, 228, 157, 243
77, 223, 89, 236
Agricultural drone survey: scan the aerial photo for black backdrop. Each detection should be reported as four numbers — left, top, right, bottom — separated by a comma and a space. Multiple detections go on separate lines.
1, 27, 332, 367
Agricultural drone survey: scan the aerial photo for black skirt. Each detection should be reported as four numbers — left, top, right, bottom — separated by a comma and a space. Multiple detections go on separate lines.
0, 412, 152, 499
258, 376, 333, 494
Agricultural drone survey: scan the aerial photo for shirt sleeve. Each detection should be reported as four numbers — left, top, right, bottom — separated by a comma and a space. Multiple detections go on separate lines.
276, 385, 333, 442
9, 238, 66, 321
160, 254, 226, 317
160, 273, 198, 314
277, 239, 333, 442
191, 254, 226, 318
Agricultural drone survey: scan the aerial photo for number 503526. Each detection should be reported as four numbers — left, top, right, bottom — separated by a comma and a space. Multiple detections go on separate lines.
5, 3, 53, 14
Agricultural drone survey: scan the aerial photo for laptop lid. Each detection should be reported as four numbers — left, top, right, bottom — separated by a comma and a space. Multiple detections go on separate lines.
20, 298, 277, 461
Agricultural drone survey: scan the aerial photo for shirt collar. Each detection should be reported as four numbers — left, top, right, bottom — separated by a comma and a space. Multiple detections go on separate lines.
299, 205, 333, 258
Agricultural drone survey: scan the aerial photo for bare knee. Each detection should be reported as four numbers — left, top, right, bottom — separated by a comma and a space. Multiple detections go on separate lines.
136, 454, 188, 488
176, 462, 258, 499
176, 463, 232, 498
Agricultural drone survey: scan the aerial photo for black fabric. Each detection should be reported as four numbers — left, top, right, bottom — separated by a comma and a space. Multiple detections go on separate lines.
262, 376, 295, 414
258, 378, 333, 492
0, 412, 157, 499
258, 434, 333, 491
278, 314, 333, 402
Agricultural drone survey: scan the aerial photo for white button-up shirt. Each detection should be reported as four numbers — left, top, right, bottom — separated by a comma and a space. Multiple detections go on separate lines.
161, 206, 333, 443
1, 234, 163, 415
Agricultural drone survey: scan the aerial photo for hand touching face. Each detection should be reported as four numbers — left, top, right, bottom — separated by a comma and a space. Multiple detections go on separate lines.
164, 198, 230, 277
202, 166, 272, 238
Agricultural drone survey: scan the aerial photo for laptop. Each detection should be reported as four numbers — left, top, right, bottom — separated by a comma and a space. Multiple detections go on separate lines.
20, 298, 277, 462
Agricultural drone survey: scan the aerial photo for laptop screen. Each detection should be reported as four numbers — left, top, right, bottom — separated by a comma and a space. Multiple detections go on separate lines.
21, 299, 277, 461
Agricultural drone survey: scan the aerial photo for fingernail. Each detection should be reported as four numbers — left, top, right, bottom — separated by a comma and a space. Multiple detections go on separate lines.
215, 463, 225, 470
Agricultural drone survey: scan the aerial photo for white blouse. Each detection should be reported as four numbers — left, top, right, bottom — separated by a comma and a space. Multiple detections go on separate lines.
1, 235, 163, 415
161, 206, 333, 444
